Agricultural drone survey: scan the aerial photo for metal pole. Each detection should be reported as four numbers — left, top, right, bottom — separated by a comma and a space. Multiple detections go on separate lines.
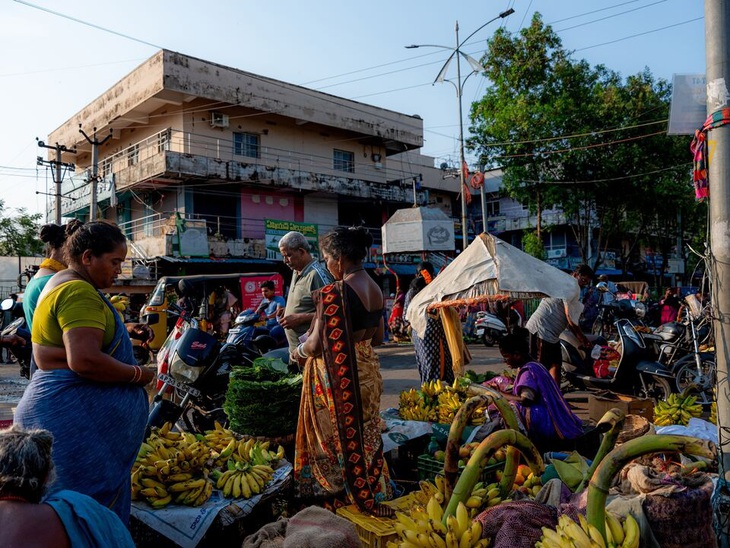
707, 0, 730, 544
54, 145, 62, 224
480, 184, 487, 235
455, 21, 468, 251
90, 130, 99, 220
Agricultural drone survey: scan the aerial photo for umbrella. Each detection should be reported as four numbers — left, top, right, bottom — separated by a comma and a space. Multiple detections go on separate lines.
405, 233, 582, 337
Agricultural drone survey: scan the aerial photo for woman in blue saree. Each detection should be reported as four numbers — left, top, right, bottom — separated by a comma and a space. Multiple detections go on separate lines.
14, 221, 156, 523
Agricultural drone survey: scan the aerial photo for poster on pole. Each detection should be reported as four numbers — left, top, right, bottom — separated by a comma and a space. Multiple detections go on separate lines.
264, 219, 319, 259
668, 74, 707, 135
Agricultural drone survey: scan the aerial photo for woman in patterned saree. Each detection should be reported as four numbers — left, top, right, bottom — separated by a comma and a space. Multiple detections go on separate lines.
292, 226, 393, 514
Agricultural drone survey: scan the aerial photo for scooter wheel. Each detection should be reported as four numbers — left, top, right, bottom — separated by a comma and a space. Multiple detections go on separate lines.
482, 332, 496, 347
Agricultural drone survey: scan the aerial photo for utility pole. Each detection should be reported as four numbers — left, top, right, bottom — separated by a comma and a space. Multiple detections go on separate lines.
79, 126, 113, 221
36, 140, 76, 224
706, 0, 730, 545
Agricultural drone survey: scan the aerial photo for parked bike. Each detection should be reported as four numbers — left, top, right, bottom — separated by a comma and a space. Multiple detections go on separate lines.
474, 305, 523, 346
0, 298, 31, 379
148, 303, 282, 434
560, 318, 674, 401
591, 282, 646, 339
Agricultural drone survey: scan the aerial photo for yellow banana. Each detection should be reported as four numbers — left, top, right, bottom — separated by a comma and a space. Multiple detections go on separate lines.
402, 528, 420, 546
182, 485, 204, 505
140, 477, 167, 490
192, 481, 213, 507
167, 472, 194, 482
417, 533, 431, 547
455, 502, 469, 538
429, 531, 447, 548
458, 528, 472, 548
222, 473, 236, 498
246, 470, 261, 495
216, 470, 235, 490
427, 496, 444, 522
465, 496, 482, 509
150, 494, 172, 508
429, 518, 447, 536
470, 521, 482, 541
168, 478, 205, 493
605, 512, 624, 545
561, 516, 592, 548
239, 471, 252, 498
396, 512, 419, 532
219, 439, 237, 459
232, 473, 242, 498
621, 514, 639, 548
444, 531, 458, 548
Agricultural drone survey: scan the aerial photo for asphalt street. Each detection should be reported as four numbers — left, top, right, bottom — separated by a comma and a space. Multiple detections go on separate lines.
0, 341, 507, 425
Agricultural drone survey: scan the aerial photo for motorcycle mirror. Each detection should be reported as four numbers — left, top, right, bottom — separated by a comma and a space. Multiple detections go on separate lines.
0, 298, 14, 311
595, 282, 609, 292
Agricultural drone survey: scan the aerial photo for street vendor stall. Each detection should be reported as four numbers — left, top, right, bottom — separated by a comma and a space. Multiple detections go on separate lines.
405, 232, 581, 337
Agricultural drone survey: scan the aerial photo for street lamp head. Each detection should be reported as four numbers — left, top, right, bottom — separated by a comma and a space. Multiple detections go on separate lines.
499, 8, 515, 19
405, 45, 420, 49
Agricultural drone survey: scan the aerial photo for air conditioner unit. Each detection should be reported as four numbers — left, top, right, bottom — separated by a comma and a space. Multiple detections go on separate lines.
210, 112, 229, 128
547, 248, 567, 259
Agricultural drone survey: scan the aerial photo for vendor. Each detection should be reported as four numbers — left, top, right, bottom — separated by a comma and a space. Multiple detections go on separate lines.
491, 329, 583, 448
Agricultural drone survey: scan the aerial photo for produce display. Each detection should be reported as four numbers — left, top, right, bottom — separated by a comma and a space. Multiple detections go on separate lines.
398, 379, 488, 424
109, 294, 130, 320
224, 360, 302, 437
131, 422, 284, 509
653, 390, 703, 426
537, 513, 639, 548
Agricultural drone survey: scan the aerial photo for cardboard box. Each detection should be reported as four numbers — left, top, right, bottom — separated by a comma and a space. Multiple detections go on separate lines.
588, 392, 654, 423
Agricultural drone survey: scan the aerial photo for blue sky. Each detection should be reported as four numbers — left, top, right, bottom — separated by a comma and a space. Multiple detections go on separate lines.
0, 0, 705, 217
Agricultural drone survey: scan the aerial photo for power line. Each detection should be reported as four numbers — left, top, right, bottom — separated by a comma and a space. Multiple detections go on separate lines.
555, 0, 668, 32
520, 162, 690, 184
575, 17, 703, 52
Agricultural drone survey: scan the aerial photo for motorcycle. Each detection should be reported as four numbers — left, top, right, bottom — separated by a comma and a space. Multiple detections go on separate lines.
474, 305, 523, 347
0, 298, 32, 379
148, 303, 280, 434
560, 318, 674, 401
591, 282, 647, 339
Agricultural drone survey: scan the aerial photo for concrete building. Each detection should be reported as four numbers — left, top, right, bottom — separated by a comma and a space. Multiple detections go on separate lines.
48, 50, 459, 282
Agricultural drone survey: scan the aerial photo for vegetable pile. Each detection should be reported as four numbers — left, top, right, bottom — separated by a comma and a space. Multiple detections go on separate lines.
224, 358, 302, 437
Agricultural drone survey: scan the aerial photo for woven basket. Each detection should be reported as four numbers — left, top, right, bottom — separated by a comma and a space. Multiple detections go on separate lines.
616, 414, 653, 444
642, 478, 714, 547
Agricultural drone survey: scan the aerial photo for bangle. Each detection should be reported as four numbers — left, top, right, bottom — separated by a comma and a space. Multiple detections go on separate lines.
296, 343, 309, 359
131, 365, 142, 384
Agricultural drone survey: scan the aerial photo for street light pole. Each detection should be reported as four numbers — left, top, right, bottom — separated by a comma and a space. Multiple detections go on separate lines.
406, 8, 514, 251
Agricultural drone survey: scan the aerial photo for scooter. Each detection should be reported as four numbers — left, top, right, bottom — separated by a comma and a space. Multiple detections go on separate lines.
0, 298, 31, 379
560, 318, 674, 401
474, 305, 523, 347
148, 303, 279, 434
591, 282, 647, 338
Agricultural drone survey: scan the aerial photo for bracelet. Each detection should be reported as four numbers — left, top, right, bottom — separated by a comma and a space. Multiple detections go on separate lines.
296, 343, 309, 359
131, 365, 142, 384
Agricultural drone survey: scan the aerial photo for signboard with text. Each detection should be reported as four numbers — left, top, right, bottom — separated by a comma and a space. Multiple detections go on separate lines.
264, 219, 319, 260
239, 274, 285, 311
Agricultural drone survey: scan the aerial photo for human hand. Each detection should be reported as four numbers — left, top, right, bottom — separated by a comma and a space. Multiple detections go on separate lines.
128, 323, 154, 343
278, 313, 300, 329
1, 334, 25, 347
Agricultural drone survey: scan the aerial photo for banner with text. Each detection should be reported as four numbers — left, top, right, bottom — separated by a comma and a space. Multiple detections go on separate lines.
264, 219, 319, 260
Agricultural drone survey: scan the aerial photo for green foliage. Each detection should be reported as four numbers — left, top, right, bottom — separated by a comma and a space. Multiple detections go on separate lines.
468, 13, 702, 273
0, 201, 43, 257
522, 230, 546, 260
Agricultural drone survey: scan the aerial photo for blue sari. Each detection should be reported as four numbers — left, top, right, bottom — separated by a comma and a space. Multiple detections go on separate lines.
15, 291, 148, 524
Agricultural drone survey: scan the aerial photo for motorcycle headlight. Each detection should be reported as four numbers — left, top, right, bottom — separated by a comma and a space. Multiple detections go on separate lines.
635, 302, 647, 319
169, 352, 203, 384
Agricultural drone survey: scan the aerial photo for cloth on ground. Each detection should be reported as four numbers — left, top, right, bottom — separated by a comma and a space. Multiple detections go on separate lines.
44, 489, 135, 548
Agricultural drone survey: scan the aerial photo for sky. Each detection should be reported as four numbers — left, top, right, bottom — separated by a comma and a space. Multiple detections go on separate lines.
0, 0, 705, 219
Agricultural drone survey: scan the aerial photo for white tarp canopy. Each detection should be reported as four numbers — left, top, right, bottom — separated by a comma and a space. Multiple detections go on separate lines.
381, 207, 455, 253
405, 233, 582, 337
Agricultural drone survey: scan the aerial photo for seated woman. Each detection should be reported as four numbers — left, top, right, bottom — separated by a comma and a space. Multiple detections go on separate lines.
491, 329, 583, 450
292, 226, 392, 515
0, 426, 134, 547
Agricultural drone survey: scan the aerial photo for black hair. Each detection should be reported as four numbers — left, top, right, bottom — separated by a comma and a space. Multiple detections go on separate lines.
320, 226, 373, 263
408, 276, 428, 295
573, 264, 594, 278
498, 327, 530, 355
63, 221, 126, 265
39, 223, 66, 252
417, 261, 435, 277
260, 280, 275, 291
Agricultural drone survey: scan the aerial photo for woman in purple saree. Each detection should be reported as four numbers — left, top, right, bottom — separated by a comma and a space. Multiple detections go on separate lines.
496, 330, 583, 447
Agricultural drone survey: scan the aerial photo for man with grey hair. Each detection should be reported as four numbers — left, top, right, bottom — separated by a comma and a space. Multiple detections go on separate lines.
277, 231, 333, 362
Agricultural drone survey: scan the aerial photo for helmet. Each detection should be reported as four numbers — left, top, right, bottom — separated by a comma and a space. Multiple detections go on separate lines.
177, 279, 195, 296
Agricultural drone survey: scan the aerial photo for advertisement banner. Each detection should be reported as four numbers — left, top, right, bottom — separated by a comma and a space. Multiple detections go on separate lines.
264, 219, 319, 260
239, 274, 285, 312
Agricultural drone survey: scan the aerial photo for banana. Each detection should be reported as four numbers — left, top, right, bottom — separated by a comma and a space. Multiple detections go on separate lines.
140, 487, 166, 499
192, 481, 213, 507
417, 533, 431, 547
458, 529, 472, 548
167, 472, 194, 482
605, 512, 624, 545
429, 531, 447, 548
182, 484, 205, 505
219, 438, 237, 459
465, 495, 483, 509
621, 513, 639, 548
578, 515, 605, 548
540, 527, 564, 547
444, 531, 458, 548
561, 516, 592, 548
149, 494, 172, 508
232, 473, 242, 498
168, 478, 205, 493
454, 502, 469, 538
469, 521, 482, 541
427, 496, 444, 523
429, 518, 448, 536
239, 471, 252, 498
140, 477, 167, 490
222, 473, 236, 498
216, 470, 235, 490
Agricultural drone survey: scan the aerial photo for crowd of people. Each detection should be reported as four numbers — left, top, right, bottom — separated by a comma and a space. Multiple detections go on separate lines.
0, 218, 700, 539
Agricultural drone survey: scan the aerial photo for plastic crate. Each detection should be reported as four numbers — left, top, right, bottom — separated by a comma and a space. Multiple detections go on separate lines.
335, 493, 415, 548
416, 453, 502, 483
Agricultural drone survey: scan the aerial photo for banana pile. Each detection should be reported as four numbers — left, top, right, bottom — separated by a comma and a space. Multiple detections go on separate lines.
399, 379, 487, 425
109, 294, 129, 320
653, 392, 703, 426
389, 498, 489, 548
537, 513, 639, 548
710, 401, 717, 425
131, 423, 213, 508
131, 421, 285, 509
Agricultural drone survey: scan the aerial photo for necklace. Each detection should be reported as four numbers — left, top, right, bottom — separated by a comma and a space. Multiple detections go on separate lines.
343, 267, 364, 279
0, 495, 28, 503
38, 258, 66, 272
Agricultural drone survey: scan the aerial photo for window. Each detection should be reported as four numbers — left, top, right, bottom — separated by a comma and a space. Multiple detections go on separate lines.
157, 130, 170, 153
233, 132, 260, 158
127, 144, 139, 166
333, 149, 354, 173
486, 200, 501, 217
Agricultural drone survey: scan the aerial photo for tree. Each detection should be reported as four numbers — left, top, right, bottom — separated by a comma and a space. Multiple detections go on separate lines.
0, 200, 43, 257
469, 13, 700, 274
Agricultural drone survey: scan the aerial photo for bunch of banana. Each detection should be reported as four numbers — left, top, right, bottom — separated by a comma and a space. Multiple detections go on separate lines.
437, 389, 463, 424
202, 421, 239, 453
390, 498, 489, 548
536, 513, 639, 548
168, 477, 214, 507
212, 463, 274, 499
109, 294, 130, 320
421, 379, 446, 398
464, 481, 502, 517
398, 399, 438, 422
710, 401, 717, 425
653, 391, 703, 426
